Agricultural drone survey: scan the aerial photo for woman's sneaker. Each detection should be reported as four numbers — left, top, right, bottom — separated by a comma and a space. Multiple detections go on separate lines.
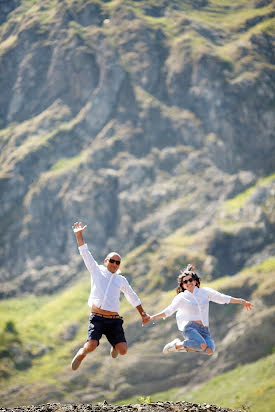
162, 338, 182, 354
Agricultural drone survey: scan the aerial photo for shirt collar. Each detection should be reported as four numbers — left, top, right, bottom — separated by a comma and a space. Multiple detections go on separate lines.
184, 286, 199, 296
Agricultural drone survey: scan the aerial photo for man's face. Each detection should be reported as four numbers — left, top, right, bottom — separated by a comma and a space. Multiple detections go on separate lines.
105, 253, 121, 273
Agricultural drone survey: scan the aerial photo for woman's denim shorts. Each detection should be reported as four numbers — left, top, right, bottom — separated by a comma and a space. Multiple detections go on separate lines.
182, 321, 215, 353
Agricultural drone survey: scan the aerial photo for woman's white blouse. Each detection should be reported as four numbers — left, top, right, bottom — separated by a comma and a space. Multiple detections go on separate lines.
163, 286, 231, 330
79, 244, 141, 312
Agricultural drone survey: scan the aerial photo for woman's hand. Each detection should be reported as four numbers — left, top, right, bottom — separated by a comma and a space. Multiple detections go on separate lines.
230, 297, 254, 311
241, 299, 254, 311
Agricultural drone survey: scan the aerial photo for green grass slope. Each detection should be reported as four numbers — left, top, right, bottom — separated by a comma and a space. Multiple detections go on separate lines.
0, 258, 274, 407
118, 352, 275, 412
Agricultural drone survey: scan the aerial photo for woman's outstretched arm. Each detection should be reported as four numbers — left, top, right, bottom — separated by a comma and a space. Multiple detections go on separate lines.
149, 311, 166, 321
149, 294, 182, 322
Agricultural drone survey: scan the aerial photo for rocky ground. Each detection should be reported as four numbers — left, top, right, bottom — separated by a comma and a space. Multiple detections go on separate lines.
0, 401, 245, 412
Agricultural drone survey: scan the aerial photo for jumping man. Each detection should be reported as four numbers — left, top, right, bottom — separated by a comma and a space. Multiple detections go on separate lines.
71, 221, 150, 370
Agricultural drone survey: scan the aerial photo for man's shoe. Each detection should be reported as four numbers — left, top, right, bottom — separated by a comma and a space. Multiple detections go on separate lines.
71, 349, 84, 370
110, 346, 119, 359
163, 338, 182, 354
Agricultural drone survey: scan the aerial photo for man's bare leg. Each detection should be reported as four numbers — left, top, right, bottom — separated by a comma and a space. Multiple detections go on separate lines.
72, 339, 98, 370
110, 342, 127, 358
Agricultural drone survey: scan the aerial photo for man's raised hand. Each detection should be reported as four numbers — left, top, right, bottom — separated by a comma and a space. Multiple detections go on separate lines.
72, 221, 87, 233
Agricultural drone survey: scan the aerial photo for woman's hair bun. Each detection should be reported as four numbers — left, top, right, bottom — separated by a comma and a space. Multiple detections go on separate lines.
186, 263, 195, 272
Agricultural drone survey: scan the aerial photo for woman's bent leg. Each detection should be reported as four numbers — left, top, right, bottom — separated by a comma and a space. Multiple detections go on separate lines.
182, 323, 207, 352
203, 332, 215, 355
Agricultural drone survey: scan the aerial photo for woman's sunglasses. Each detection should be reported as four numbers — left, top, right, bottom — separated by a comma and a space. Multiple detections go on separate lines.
109, 258, 121, 265
182, 277, 195, 284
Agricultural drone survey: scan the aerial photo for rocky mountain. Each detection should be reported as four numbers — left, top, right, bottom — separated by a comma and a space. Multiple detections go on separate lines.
0, 0, 274, 297
0, 0, 274, 410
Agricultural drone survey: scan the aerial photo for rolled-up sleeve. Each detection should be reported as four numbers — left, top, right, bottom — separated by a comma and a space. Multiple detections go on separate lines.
120, 277, 141, 308
163, 294, 182, 318
204, 287, 231, 304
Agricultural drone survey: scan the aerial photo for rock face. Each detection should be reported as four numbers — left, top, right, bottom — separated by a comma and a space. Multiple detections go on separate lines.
0, 0, 274, 298
0, 401, 245, 412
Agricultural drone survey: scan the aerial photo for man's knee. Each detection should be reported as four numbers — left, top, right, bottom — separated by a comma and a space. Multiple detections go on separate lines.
116, 343, 127, 355
119, 347, 127, 356
84, 340, 98, 353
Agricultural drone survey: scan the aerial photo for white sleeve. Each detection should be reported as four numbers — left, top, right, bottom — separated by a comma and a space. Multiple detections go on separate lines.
203, 287, 231, 304
78, 243, 101, 279
120, 277, 141, 308
163, 294, 183, 318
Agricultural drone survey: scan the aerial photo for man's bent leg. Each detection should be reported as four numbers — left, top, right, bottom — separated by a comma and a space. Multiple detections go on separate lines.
106, 317, 127, 358
115, 342, 127, 355
110, 341, 127, 358
71, 339, 98, 370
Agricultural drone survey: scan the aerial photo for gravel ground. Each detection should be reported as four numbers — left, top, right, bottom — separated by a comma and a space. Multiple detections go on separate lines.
0, 401, 246, 412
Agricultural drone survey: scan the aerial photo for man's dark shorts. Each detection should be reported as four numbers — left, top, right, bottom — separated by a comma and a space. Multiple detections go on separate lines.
87, 314, 126, 347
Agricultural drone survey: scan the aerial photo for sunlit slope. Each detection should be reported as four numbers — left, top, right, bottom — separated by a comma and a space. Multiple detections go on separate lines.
1, 258, 274, 406
118, 352, 275, 412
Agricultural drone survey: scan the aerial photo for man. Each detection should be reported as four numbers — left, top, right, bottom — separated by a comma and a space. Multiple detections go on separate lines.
71, 221, 150, 370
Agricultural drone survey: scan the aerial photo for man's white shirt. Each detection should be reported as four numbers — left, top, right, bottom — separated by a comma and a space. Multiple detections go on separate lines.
79, 244, 141, 312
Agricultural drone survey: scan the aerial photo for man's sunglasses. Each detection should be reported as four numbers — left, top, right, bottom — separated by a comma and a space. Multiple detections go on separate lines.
109, 258, 121, 265
183, 277, 195, 284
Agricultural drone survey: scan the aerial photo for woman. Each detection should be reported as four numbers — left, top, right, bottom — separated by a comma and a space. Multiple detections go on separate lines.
149, 264, 253, 355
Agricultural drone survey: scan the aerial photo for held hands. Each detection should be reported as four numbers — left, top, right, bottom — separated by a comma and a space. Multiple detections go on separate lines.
141, 313, 151, 327
143, 315, 155, 326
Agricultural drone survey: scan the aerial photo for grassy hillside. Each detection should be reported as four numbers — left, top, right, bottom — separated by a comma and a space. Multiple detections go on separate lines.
1, 257, 274, 407
118, 352, 275, 412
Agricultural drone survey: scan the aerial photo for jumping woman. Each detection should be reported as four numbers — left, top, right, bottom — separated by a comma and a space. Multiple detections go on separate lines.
148, 264, 253, 355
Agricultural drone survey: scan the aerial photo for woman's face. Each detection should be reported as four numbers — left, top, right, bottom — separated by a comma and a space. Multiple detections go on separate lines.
181, 274, 196, 293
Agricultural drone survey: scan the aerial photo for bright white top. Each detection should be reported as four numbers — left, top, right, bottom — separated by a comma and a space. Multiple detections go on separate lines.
163, 286, 231, 330
79, 244, 141, 311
